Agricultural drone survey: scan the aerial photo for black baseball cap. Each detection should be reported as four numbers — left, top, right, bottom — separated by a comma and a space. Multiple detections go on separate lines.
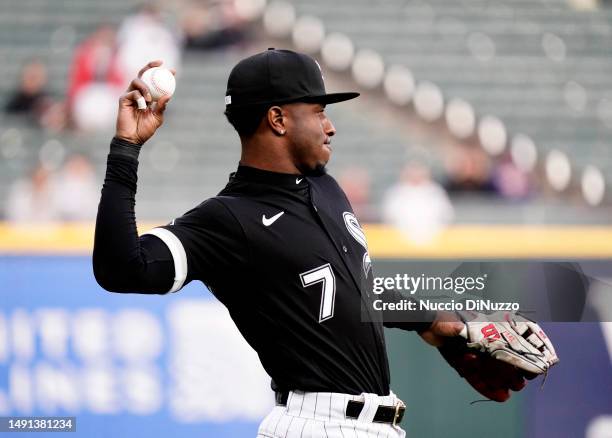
225, 48, 359, 108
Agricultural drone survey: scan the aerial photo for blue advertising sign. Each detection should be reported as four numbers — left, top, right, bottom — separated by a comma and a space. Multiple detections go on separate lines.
0, 256, 273, 437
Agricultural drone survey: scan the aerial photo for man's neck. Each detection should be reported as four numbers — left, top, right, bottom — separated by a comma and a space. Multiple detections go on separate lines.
240, 137, 300, 174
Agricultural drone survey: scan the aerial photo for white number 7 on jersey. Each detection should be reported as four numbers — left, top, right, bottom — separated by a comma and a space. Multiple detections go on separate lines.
300, 263, 336, 323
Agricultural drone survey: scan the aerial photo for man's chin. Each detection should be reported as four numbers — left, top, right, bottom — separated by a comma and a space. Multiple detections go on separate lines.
303, 164, 327, 177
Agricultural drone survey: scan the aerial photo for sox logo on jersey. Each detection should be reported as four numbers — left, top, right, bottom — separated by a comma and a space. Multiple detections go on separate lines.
343, 212, 372, 278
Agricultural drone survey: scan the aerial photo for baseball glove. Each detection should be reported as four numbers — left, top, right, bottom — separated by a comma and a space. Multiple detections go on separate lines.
438, 311, 559, 402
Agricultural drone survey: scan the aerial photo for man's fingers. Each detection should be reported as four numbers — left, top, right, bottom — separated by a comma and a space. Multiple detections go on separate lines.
508, 374, 527, 392
154, 95, 171, 115
120, 90, 146, 109
433, 320, 465, 338
127, 78, 152, 103
137, 60, 163, 78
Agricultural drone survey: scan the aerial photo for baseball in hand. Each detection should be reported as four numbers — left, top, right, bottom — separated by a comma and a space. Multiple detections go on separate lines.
140, 67, 176, 107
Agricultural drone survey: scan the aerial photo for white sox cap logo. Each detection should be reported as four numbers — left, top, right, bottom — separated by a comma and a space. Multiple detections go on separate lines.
314, 59, 324, 81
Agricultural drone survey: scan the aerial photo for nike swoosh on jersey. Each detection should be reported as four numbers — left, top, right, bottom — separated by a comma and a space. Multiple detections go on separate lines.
262, 211, 285, 226
296, 178, 303, 184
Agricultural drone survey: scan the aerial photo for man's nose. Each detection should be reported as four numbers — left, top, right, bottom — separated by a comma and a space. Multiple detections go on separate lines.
325, 118, 336, 137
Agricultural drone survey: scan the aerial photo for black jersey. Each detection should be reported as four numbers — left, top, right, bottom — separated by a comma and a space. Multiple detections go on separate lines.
93, 139, 434, 397
157, 166, 391, 394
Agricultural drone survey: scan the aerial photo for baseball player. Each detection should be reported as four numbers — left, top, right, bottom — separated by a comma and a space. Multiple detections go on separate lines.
93, 49, 558, 437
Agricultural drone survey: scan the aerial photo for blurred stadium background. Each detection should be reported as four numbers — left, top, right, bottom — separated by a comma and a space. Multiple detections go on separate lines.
0, 0, 611, 437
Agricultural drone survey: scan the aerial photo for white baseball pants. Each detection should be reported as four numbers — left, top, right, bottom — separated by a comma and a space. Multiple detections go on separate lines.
256, 390, 406, 438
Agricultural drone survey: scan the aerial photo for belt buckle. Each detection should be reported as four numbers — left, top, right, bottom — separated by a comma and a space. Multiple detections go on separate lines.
392, 400, 405, 427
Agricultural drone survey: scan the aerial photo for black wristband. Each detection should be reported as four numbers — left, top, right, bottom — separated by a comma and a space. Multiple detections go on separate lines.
110, 137, 143, 160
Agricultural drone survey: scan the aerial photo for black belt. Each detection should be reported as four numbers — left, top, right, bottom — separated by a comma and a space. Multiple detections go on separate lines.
275, 391, 405, 426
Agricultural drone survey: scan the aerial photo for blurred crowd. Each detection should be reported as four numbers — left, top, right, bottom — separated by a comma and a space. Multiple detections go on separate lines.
3, 1, 250, 132
2, 1, 252, 224
340, 144, 534, 244
1, 1, 535, 238
5, 155, 99, 223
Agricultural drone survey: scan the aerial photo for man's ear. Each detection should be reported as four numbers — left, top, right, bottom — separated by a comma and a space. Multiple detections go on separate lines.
267, 106, 286, 136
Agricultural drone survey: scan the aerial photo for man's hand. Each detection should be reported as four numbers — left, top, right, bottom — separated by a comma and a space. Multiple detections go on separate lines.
420, 310, 557, 402
418, 311, 465, 347
115, 60, 174, 145
419, 313, 523, 401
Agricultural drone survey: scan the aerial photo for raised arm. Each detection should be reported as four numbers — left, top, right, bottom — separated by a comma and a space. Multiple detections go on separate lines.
93, 61, 177, 294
